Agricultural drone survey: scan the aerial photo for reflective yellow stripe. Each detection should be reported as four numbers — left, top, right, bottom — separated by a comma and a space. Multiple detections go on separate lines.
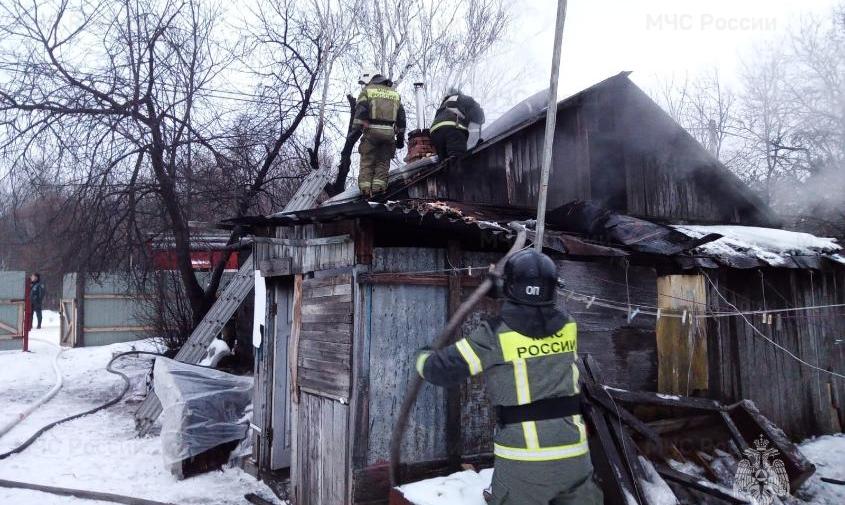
571, 362, 581, 394
366, 88, 400, 101
512, 359, 531, 404
511, 358, 537, 447
430, 120, 468, 132
572, 414, 587, 442
493, 440, 590, 461
415, 352, 431, 378
498, 324, 577, 362
522, 421, 539, 449
367, 123, 395, 130
456, 339, 482, 375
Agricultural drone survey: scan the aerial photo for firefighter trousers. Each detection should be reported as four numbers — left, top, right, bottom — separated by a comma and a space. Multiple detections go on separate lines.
358, 128, 395, 195
489, 454, 603, 505
430, 125, 468, 160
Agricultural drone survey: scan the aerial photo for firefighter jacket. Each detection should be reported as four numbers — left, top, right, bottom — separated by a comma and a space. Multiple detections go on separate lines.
415, 314, 588, 462
430, 93, 485, 133
354, 83, 407, 137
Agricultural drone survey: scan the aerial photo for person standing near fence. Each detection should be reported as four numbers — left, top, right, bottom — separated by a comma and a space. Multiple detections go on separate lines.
30, 273, 44, 330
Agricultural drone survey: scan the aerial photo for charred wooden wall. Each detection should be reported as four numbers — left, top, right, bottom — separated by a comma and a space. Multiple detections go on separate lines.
406, 76, 776, 227
706, 269, 845, 440
557, 259, 659, 391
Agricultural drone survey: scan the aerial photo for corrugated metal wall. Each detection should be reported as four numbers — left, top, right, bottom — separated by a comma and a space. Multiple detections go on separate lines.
62, 271, 237, 347
0, 271, 26, 351
61, 272, 152, 347
364, 247, 450, 465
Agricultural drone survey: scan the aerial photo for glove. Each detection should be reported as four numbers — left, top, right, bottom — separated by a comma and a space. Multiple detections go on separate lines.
396, 135, 405, 149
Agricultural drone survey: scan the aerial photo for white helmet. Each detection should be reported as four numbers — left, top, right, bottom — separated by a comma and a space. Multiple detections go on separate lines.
358, 72, 375, 85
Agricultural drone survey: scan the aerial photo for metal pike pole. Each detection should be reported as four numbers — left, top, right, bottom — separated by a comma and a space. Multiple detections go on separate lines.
534, 0, 568, 251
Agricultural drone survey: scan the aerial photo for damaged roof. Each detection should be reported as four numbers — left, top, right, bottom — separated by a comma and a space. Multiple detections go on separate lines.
234, 199, 843, 271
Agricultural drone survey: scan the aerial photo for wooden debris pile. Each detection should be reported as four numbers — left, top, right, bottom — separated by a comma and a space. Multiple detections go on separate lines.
580, 355, 816, 505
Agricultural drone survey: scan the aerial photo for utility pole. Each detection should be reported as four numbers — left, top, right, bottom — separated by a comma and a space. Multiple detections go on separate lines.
534, 0, 568, 251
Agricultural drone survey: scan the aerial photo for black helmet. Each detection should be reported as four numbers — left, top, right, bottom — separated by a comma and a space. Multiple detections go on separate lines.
503, 249, 557, 306
370, 74, 391, 86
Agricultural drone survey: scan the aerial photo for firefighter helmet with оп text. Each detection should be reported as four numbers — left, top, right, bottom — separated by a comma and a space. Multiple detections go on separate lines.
503, 249, 558, 306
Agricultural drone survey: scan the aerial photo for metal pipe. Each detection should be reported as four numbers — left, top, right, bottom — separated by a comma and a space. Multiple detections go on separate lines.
534, 0, 568, 251
413, 82, 426, 130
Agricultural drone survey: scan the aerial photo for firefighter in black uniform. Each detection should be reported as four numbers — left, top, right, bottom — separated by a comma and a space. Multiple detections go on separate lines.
415, 250, 603, 505
429, 89, 485, 161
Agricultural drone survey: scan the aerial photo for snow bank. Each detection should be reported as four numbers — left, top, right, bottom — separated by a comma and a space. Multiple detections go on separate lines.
397, 469, 493, 505
673, 225, 841, 267
795, 434, 845, 505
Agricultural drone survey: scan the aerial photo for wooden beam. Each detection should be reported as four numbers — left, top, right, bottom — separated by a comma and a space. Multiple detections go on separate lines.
259, 257, 293, 277
354, 219, 374, 265
605, 388, 722, 411
357, 272, 484, 287
656, 466, 750, 504
582, 382, 662, 447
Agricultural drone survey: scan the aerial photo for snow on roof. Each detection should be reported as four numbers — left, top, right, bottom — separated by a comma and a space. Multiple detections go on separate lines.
673, 225, 842, 267
397, 468, 493, 505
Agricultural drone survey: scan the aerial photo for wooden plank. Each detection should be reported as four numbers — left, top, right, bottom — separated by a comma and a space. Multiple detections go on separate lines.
301, 312, 353, 324
606, 388, 722, 411
300, 339, 351, 354
350, 266, 372, 478
300, 321, 353, 334
302, 274, 353, 290
582, 382, 662, 447
302, 292, 353, 305
657, 466, 749, 504
656, 275, 708, 395
355, 219, 374, 265
299, 328, 351, 343
304, 283, 352, 298
583, 401, 638, 505
300, 377, 350, 399
301, 356, 351, 372
290, 274, 303, 404
259, 257, 292, 277
301, 301, 352, 315
358, 272, 484, 287
299, 348, 351, 367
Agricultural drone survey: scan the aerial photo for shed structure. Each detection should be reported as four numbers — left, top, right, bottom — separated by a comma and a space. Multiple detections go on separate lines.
234, 73, 845, 504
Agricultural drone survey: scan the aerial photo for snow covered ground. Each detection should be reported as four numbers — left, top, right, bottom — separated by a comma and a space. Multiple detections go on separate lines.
395, 436, 845, 505
0, 311, 282, 505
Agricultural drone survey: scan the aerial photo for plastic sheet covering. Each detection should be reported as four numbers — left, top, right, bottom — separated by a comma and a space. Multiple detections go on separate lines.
154, 357, 253, 468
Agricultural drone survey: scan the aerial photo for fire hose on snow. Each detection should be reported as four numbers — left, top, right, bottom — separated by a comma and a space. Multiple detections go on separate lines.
388, 226, 528, 486
0, 337, 65, 439
0, 350, 169, 460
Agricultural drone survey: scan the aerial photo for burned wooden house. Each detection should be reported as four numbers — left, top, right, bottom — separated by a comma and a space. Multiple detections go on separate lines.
234, 73, 844, 504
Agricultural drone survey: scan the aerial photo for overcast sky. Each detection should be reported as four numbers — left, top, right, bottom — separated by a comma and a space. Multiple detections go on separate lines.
505, 0, 838, 104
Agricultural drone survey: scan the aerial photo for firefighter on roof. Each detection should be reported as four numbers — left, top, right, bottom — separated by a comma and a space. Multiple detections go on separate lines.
353, 74, 406, 197
414, 249, 602, 505
429, 88, 485, 161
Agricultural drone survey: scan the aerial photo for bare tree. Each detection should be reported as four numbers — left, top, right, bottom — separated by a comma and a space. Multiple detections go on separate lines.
0, 0, 324, 326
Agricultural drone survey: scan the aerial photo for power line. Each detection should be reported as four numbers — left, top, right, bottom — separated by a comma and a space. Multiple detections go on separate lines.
701, 271, 845, 381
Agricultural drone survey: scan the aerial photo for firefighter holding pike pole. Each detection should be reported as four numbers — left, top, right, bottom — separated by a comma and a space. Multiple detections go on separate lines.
413, 249, 603, 505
